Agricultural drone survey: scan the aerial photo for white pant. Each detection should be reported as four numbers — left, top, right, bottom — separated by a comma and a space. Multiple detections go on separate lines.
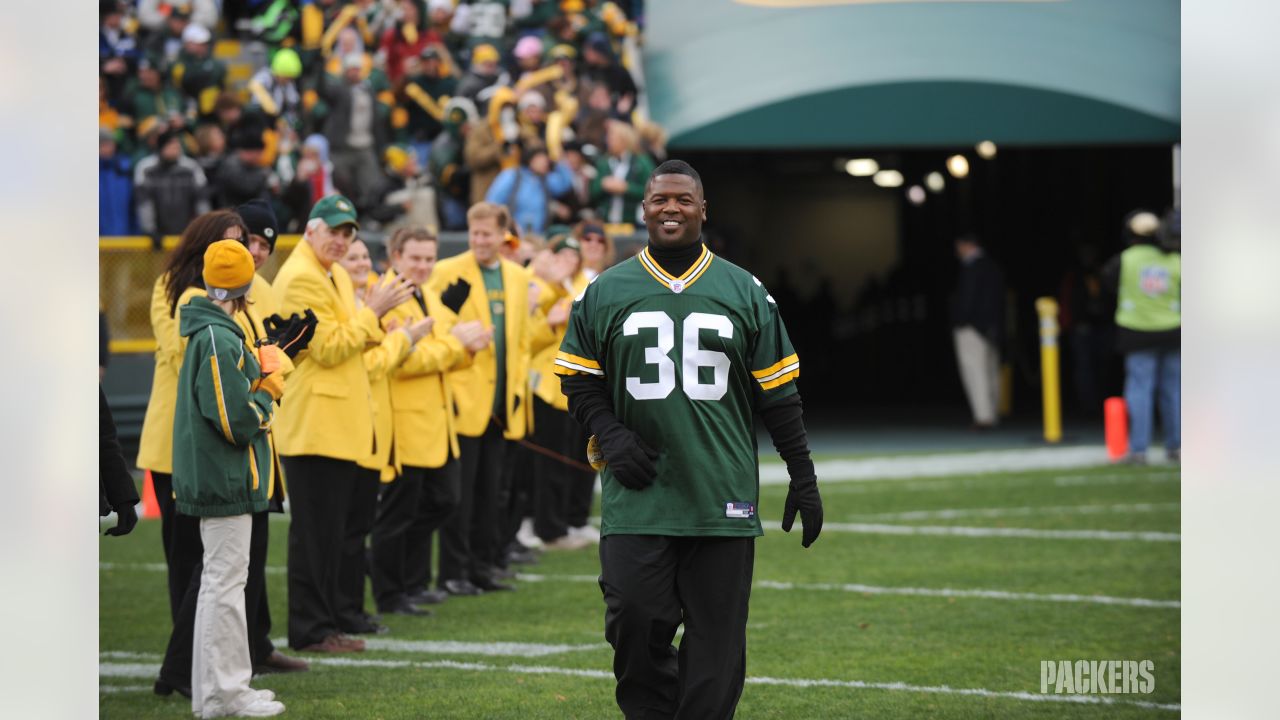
953, 326, 1000, 425
192, 514, 255, 719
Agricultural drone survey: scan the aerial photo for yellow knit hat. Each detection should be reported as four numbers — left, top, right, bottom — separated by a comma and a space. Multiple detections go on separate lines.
202, 239, 256, 301
472, 44, 499, 65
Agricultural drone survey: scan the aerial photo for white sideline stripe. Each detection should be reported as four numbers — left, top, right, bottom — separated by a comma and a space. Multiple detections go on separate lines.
98, 561, 285, 574
820, 471, 1178, 496
857, 502, 1181, 521
758, 447, 1173, 486
753, 581, 1180, 609
266, 637, 609, 658
519, 573, 1179, 609
99, 684, 153, 694
96, 657, 1178, 712
760, 521, 1180, 543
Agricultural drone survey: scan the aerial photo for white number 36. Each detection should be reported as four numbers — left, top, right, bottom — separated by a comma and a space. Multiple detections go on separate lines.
623, 311, 732, 401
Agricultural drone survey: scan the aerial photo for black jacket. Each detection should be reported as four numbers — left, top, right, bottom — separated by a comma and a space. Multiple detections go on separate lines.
100, 387, 140, 517
950, 252, 1005, 345
134, 154, 210, 235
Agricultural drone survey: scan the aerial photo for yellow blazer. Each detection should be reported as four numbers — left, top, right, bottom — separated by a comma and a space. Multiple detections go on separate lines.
529, 271, 587, 411
358, 274, 413, 477
272, 239, 382, 462
385, 280, 472, 470
426, 250, 532, 440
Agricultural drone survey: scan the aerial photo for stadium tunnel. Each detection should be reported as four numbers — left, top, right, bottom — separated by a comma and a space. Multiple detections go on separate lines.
643, 0, 1180, 424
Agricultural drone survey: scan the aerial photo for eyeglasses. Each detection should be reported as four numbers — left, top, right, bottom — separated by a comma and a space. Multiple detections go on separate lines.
581, 234, 605, 244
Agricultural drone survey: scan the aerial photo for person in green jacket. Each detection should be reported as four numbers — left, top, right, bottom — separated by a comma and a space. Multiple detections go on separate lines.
589, 119, 654, 226
173, 239, 286, 719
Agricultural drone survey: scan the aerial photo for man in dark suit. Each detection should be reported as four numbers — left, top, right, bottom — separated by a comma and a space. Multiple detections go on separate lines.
950, 234, 1005, 429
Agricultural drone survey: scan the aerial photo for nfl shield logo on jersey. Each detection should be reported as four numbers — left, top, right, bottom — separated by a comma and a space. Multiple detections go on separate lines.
1139, 266, 1170, 296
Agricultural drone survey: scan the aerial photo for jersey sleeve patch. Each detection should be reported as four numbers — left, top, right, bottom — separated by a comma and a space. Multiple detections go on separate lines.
752, 353, 800, 390
554, 350, 604, 376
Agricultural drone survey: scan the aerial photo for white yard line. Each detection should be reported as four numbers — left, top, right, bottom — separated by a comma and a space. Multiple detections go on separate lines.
855, 502, 1181, 521
265, 637, 608, 658
759, 447, 1168, 486
762, 521, 1180, 543
518, 573, 1179, 609
97, 656, 1179, 711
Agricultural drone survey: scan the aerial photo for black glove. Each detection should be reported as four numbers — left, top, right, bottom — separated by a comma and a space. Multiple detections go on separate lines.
263, 309, 318, 359
597, 423, 659, 491
781, 476, 823, 548
105, 504, 138, 537
439, 278, 472, 314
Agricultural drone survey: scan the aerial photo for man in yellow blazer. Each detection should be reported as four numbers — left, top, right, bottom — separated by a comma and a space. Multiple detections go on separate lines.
271, 195, 413, 653
426, 201, 533, 595
371, 228, 492, 614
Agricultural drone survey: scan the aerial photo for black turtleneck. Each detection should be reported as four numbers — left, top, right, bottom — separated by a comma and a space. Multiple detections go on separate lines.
646, 238, 704, 278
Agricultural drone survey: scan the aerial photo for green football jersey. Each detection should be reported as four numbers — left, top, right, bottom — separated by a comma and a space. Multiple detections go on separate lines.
555, 244, 800, 537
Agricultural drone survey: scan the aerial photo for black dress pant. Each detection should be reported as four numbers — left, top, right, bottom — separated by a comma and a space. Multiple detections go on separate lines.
373, 459, 461, 607
500, 435, 534, 557
284, 454, 360, 649
565, 418, 596, 529
438, 420, 506, 585
151, 471, 194, 622
158, 510, 275, 686
336, 467, 381, 629
598, 535, 755, 720
532, 398, 571, 542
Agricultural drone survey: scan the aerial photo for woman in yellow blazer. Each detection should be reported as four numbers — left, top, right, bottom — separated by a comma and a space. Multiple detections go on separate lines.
370, 228, 491, 612
424, 201, 534, 594
334, 239, 419, 633
269, 196, 414, 652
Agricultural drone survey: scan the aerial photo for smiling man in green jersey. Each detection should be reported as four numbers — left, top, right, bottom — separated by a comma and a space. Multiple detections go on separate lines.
555, 159, 824, 719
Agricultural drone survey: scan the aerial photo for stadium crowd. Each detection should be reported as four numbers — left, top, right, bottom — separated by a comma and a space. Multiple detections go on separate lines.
100, 0, 663, 242
100, 1, 660, 716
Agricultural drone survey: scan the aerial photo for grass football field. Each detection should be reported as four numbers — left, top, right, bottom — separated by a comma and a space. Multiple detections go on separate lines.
99, 456, 1180, 718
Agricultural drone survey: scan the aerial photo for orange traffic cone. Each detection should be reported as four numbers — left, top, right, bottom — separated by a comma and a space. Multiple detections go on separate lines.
141, 470, 162, 519
1104, 397, 1128, 462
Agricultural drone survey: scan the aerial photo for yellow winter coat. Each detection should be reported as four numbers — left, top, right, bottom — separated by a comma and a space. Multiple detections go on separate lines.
426, 251, 532, 440
529, 271, 588, 411
358, 273, 413, 477
385, 280, 472, 471
272, 239, 381, 462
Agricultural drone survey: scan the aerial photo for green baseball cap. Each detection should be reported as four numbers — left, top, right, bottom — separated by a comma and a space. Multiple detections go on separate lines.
309, 194, 360, 230
552, 236, 582, 254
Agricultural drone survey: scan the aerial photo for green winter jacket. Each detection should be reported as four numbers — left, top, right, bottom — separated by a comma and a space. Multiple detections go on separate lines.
173, 296, 274, 517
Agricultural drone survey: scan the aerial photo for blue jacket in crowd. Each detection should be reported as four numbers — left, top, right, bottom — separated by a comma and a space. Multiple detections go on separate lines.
485, 162, 573, 236
100, 153, 137, 236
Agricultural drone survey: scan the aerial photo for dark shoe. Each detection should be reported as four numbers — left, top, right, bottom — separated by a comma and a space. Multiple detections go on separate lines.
301, 633, 365, 653
381, 600, 432, 617
505, 548, 539, 565
255, 650, 309, 674
441, 578, 484, 596
471, 574, 516, 592
153, 677, 191, 698
492, 566, 517, 580
407, 588, 449, 605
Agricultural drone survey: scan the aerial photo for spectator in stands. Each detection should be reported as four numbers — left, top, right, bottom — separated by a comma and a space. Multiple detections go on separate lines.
369, 146, 440, 233
142, 3, 192, 70
485, 140, 573, 236
272, 196, 414, 654
214, 92, 244, 135
512, 35, 543, 77
213, 120, 272, 208
426, 0, 458, 43
516, 91, 548, 145
135, 128, 211, 238
463, 103, 505, 205
193, 123, 226, 177
590, 120, 652, 226
550, 140, 594, 225
399, 46, 458, 165
574, 82, 612, 149
456, 44, 509, 108
576, 220, 615, 280
580, 32, 636, 116
138, 0, 218, 37
99, 128, 136, 235
450, 0, 508, 50
429, 99, 479, 230
172, 24, 227, 120
247, 48, 304, 132
99, 0, 139, 104
126, 57, 185, 133
637, 119, 668, 163
323, 53, 390, 212
380, 0, 431, 85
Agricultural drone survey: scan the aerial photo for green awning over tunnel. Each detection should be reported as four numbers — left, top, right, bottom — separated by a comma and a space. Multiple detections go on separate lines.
641, 0, 1180, 149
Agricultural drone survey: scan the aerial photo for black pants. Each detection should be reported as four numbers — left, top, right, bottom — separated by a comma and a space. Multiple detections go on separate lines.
599, 535, 755, 720
565, 418, 596, 529
438, 421, 506, 585
372, 459, 461, 608
501, 436, 535, 558
284, 454, 360, 649
151, 471, 192, 623
532, 399, 571, 542
158, 510, 275, 686
336, 467, 381, 629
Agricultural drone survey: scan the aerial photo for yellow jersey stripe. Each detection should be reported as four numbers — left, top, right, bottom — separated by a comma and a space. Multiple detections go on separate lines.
635, 252, 668, 285
554, 358, 604, 376
753, 354, 800, 380
758, 368, 800, 391
208, 342, 236, 444
641, 245, 709, 282
683, 252, 715, 286
248, 445, 260, 491
637, 246, 715, 293
556, 351, 601, 369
